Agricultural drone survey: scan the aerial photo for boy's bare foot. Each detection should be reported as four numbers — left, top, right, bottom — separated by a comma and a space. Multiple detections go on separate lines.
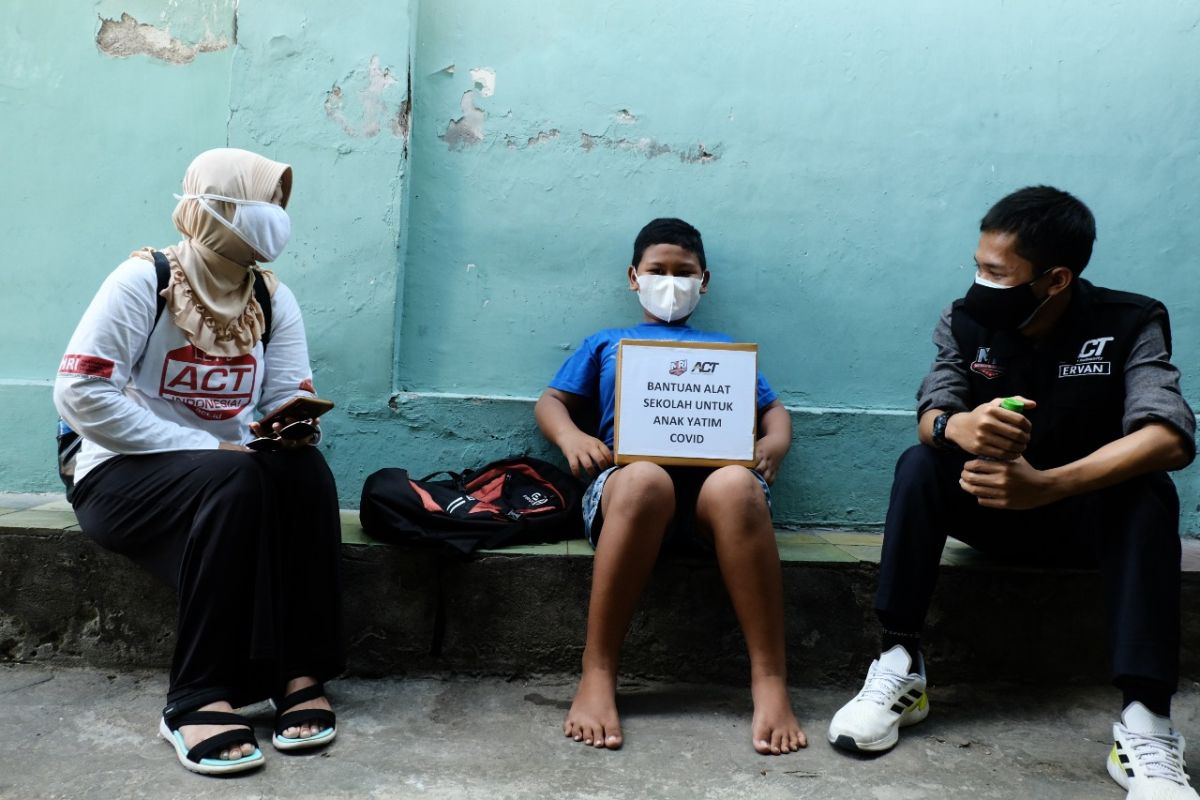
751, 675, 806, 755
563, 669, 623, 749
179, 701, 256, 760
281, 676, 334, 740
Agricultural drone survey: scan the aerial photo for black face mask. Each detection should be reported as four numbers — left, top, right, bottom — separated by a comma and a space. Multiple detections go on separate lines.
961, 274, 1051, 331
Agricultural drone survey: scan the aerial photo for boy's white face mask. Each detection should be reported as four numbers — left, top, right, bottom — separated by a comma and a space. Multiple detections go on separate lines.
176, 192, 291, 262
635, 274, 703, 323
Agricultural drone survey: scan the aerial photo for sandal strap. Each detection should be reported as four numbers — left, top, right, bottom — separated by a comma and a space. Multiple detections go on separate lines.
185, 729, 259, 764
275, 683, 326, 713
166, 710, 253, 731
275, 708, 336, 737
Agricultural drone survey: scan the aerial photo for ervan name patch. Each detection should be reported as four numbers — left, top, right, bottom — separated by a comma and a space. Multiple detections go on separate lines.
160, 345, 257, 420
1059, 361, 1111, 378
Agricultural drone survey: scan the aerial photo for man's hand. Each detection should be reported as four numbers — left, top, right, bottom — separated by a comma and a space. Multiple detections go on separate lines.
945, 396, 1038, 459
959, 456, 1060, 510
558, 430, 613, 479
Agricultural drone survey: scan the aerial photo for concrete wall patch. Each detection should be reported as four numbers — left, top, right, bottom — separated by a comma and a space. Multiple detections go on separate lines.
95, 12, 229, 64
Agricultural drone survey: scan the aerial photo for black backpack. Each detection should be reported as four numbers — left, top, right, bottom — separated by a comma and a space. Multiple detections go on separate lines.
56, 252, 272, 501
359, 456, 583, 555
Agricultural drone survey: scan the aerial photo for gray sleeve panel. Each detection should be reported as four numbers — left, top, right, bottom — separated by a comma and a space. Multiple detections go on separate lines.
1123, 309, 1196, 458
916, 305, 971, 417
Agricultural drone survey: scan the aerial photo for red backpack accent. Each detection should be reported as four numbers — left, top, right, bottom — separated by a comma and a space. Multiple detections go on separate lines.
359, 456, 583, 555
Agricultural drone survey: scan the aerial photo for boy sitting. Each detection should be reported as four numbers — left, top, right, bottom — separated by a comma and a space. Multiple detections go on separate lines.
534, 218, 805, 755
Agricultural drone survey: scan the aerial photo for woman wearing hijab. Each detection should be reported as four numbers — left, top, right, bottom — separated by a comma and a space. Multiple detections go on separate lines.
54, 148, 342, 775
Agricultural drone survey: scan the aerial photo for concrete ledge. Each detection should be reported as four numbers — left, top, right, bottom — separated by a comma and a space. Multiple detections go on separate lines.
3, 494, 1200, 686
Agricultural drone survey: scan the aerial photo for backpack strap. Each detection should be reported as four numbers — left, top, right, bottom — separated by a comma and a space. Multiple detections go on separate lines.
150, 250, 171, 325
252, 271, 272, 349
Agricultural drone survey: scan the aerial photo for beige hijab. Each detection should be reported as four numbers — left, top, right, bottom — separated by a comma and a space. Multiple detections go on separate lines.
135, 148, 293, 357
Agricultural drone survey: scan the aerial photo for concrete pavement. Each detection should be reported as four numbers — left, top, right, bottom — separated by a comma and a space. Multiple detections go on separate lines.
3, 663, 1198, 799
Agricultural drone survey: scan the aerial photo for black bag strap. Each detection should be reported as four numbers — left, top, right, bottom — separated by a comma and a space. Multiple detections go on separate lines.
151, 250, 171, 325
418, 470, 464, 485
252, 270, 273, 349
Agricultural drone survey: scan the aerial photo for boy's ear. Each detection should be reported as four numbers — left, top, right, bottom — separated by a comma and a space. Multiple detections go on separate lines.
627, 265, 640, 291
699, 270, 711, 293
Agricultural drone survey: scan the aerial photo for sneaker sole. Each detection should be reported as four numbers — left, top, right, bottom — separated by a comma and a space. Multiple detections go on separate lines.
828, 702, 929, 754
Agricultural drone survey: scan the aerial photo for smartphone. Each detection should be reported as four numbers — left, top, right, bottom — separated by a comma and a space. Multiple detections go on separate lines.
258, 396, 335, 430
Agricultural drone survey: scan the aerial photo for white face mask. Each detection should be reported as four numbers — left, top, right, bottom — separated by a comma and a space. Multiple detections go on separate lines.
176, 192, 291, 262
635, 274, 703, 323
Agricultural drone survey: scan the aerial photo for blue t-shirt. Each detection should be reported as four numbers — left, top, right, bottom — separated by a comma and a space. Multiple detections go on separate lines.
548, 322, 778, 448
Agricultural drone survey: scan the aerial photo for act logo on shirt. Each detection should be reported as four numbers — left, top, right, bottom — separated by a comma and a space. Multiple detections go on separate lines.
1059, 335, 1114, 378
159, 345, 257, 420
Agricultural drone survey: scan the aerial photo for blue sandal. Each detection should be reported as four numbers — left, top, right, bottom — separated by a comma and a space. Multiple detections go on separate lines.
272, 683, 337, 752
159, 708, 265, 775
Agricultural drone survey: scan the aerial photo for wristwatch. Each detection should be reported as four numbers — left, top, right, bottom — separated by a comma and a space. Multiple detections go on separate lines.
932, 411, 957, 449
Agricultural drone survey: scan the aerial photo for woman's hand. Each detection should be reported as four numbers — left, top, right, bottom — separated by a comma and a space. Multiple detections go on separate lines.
248, 417, 321, 448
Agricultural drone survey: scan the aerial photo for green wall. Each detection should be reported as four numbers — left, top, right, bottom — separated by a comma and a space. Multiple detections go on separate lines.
3, 2, 1198, 531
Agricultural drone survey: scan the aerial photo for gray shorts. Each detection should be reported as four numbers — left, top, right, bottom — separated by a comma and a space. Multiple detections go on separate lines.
582, 464, 772, 549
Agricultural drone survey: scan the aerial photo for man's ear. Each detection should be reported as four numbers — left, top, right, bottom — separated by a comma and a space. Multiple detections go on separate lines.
1044, 266, 1074, 297
699, 270, 711, 293
628, 266, 640, 291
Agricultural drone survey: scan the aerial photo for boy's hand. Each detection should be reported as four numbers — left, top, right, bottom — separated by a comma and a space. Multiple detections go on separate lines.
945, 396, 1037, 460
559, 430, 613, 479
754, 440, 785, 485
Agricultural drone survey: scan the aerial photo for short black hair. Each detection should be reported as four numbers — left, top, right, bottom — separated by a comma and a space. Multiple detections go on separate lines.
980, 186, 1096, 275
632, 218, 707, 270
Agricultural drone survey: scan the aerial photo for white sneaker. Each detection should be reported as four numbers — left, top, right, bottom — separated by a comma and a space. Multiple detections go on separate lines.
828, 645, 928, 753
1108, 702, 1198, 799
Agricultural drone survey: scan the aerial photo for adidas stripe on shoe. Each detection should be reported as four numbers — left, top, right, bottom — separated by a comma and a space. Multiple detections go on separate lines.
828, 645, 928, 754
1108, 702, 1198, 800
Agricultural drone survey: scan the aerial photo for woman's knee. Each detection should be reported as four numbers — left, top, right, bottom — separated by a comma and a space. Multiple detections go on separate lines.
199, 451, 269, 506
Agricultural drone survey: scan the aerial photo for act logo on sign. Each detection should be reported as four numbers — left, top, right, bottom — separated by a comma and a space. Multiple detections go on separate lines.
159, 345, 257, 420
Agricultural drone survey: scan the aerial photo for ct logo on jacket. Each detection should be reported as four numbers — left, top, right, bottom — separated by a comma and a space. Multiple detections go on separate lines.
159, 345, 258, 420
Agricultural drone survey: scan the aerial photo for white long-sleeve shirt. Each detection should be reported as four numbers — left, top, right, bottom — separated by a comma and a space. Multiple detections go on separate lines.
54, 257, 317, 484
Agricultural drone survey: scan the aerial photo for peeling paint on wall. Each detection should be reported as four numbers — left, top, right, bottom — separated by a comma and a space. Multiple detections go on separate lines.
95, 12, 229, 64
440, 90, 488, 149
325, 55, 410, 139
469, 67, 496, 97
578, 132, 721, 163
505, 129, 559, 149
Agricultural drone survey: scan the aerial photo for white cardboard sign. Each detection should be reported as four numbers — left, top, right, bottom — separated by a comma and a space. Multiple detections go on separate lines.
614, 340, 758, 467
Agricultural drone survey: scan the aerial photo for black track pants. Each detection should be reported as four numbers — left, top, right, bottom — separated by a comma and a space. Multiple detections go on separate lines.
875, 444, 1181, 689
72, 446, 345, 712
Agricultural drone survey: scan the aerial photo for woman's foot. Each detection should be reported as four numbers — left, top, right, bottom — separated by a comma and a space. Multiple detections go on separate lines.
750, 675, 806, 755
563, 668, 623, 749
280, 676, 334, 739
179, 701, 255, 760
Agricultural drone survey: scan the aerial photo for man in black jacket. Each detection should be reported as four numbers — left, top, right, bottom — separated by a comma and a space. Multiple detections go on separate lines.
827, 186, 1197, 800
